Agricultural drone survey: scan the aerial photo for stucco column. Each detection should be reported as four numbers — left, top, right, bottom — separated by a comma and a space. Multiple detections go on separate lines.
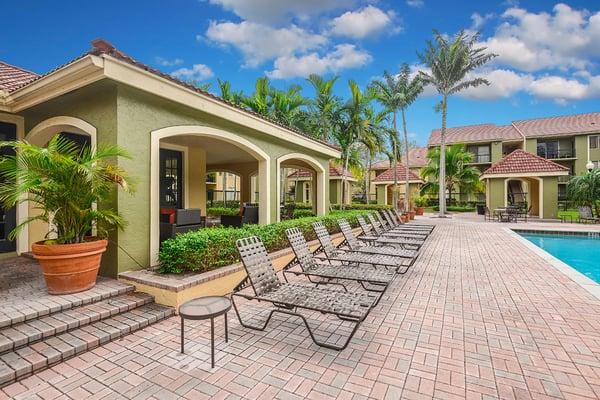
188, 147, 206, 214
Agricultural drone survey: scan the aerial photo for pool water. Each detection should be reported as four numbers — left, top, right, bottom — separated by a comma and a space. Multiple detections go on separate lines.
520, 232, 600, 282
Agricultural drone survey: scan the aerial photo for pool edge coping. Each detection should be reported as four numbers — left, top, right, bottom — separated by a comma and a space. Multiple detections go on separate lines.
506, 227, 600, 301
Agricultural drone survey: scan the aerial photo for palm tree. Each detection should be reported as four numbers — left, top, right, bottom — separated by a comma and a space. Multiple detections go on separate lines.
242, 77, 272, 115
370, 66, 423, 211
269, 84, 308, 128
217, 79, 245, 106
332, 80, 374, 208
418, 30, 496, 216
567, 169, 600, 217
420, 144, 482, 203
307, 74, 340, 141
361, 107, 388, 203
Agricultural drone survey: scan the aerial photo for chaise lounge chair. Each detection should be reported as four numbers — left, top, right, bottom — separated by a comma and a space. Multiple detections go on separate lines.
232, 236, 377, 350
386, 210, 434, 232
284, 228, 395, 301
376, 212, 429, 238
578, 206, 600, 224
365, 214, 425, 250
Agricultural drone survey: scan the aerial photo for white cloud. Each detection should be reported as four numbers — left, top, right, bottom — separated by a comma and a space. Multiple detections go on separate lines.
528, 75, 597, 104
155, 57, 184, 67
406, 0, 424, 8
471, 12, 494, 30
480, 3, 600, 72
205, 21, 327, 67
267, 44, 372, 79
171, 64, 214, 81
206, 0, 355, 23
329, 6, 399, 39
459, 69, 533, 100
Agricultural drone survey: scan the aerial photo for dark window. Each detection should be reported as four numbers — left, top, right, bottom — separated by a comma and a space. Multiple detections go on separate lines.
160, 149, 183, 209
0, 122, 16, 252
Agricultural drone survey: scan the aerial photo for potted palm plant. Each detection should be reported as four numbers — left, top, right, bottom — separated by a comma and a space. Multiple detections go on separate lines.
0, 136, 133, 294
414, 196, 427, 216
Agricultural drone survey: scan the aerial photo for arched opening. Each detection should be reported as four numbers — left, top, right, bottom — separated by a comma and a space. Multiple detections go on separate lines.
21, 116, 97, 251
505, 177, 541, 217
276, 153, 325, 221
150, 125, 270, 265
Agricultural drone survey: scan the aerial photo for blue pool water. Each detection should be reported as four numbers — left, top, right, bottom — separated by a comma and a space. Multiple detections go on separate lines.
519, 232, 600, 282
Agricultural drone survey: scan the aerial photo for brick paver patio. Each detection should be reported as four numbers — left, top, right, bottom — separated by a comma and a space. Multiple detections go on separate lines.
4, 218, 600, 399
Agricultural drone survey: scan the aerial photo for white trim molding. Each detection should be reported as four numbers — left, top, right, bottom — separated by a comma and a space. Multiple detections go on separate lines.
277, 153, 326, 221
150, 125, 271, 266
481, 171, 568, 179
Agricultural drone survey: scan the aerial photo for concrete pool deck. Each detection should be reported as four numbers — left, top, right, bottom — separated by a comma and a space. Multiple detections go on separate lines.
4, 216, 600, 399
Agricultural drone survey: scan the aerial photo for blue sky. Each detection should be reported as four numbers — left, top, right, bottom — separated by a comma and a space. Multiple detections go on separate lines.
2, 0, 600, 146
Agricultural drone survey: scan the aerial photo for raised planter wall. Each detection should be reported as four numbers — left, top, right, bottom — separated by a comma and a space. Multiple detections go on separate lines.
118, 230, 353, 311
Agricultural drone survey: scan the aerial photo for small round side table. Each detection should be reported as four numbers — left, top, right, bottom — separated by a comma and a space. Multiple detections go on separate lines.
179, 296, 232, 368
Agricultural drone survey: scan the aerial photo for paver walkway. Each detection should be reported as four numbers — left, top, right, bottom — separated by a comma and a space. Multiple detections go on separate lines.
4, 219, 600, 399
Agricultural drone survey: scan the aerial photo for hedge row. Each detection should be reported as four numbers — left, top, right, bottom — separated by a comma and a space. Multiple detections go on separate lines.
206, 207, 240, 217
158, 210, 372, 274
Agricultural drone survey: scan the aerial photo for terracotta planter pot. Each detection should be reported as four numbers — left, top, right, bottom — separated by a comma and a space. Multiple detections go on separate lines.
415, 207, 424, 216
408, 211, 416, 220
32, 239, 107, 295
401, 214, 409, 223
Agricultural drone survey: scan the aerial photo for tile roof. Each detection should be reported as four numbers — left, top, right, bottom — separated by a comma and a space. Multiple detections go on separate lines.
482, 149, 569, 176
513, 111, 600, 137
428, 124, 521, 145
4, 39, 338, 151
288, 164, 354, 179
372, 163, 422, 183
370, 160, 390, 170
0, 61, 39, 93
370, 147, 429, 171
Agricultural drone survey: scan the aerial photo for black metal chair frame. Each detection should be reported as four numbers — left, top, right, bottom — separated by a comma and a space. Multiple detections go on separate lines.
385, 210, 434, 232
366, 214, 425, 250
232, 236, 377, 351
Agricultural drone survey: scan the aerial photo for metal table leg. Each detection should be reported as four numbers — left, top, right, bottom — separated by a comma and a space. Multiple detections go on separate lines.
224, 312, 228, 343
210, 317, 215, 369
180, 317, 184, 354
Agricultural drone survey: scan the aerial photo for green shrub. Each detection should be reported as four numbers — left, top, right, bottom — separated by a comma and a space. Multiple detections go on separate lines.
291, 202, 313, 209
207, 207, 240, 217
293, 209, 315, 219
331, 203, 392, 211
158, 210, 371, 274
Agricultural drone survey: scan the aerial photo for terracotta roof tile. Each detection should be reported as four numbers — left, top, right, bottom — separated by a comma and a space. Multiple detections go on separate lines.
372, 163, 422, 183
482, 149, 569, 176
428, 124, 521, 145
370, 160, 390, 170
0, 61, 39, 93
513, 111, 600, 137
404, 147, 428, 167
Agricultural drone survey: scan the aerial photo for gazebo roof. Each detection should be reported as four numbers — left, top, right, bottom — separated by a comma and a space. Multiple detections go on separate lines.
372, 163, 422, 183
481, 149, 569, 178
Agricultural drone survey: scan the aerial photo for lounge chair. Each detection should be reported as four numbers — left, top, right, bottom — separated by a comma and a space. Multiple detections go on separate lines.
381, 210, 433, 234
391, 209, 435, 231
232, 236, 377, 350
386, 210, 434, 232
284, 228, 394, 299
578, 206, 600, 224
366, 214, 425, 250
337, 219, 418, 273
371, 213, 429, 240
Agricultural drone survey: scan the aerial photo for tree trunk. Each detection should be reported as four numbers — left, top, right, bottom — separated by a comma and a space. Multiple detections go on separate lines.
439, 96, 447, 217
222, 172, 227, 207
341, 152, 351, 210
365, 150, 371, 204
392, 112, 399, 211
401, 108, 410, 213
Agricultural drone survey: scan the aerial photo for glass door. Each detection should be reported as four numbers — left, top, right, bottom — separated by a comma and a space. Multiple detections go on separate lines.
0, 122, 16, 252
159, 149, 183, 209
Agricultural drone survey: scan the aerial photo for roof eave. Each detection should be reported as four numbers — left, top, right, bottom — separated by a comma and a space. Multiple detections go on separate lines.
480, 170, 569, 179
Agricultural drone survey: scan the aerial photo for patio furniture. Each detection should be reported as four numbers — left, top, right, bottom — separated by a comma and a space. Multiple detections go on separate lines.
160, 208, 205, 242
179, 296, 231, 368
383, 211, 433, 235
337, 219, 418, 273
484, 206, 496, 222
378, 211, 431, 236
221, 203, 259, 227
578, 206, 600, 224
284, 228, 394, 301
391, 209, 435, 231
281, 203, 295, 220
363, 214, 425, 250
495, 207, 518, 223
232, 236, 377, 350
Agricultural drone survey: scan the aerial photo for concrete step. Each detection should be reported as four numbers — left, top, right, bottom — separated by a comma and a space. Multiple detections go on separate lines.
0, 303, 174, 387
0, 279, 135, 328
0, 293, 154, 355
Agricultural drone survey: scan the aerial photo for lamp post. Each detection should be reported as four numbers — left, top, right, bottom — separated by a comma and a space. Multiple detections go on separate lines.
587, 160, 595, 172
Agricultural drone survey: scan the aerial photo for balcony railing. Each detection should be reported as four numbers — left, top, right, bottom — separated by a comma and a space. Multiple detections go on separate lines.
558, 175, 573, 183
469, 154, 491, 163
537, 148, 575, 159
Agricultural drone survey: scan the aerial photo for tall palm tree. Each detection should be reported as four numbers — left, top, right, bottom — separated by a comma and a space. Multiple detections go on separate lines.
307, 74, 340, 141
242, 77, 272, 115
361, 107, 388, 203
217, 79, 244, 106
370, 66, 423, 211
418, 30, 496, 217
420, 144, 483, 202
269, 84, 308, 128
332, 80, 374, 208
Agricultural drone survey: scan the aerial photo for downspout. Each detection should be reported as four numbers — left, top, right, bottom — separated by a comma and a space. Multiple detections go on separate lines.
511, 122, 526, 150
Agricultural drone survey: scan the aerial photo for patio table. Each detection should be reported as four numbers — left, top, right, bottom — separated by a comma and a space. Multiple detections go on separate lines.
179, 296, 231, 368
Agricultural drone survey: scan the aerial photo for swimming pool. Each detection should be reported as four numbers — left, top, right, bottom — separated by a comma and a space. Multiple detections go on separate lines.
518, 231, 600, 282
